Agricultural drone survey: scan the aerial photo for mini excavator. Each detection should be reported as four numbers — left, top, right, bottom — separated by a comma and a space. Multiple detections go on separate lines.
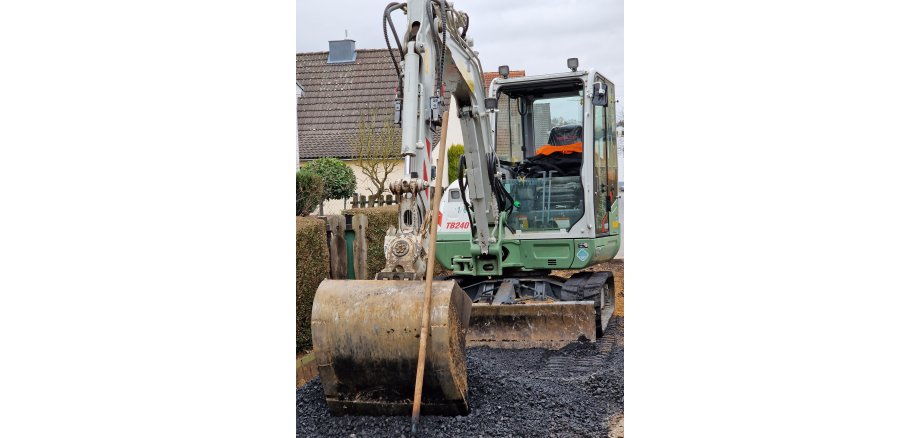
311, 0, 620, 418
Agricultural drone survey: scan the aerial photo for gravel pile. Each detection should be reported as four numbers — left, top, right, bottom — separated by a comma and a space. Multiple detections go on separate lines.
296, 317, 624, 437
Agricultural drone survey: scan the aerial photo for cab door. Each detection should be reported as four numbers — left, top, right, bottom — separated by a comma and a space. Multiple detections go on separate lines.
605, 88, 619, 238
592, 81, 613, 235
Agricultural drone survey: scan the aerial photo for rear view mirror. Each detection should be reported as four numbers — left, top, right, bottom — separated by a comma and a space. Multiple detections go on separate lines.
484, 97, 498, 110
592, 82, 608, 107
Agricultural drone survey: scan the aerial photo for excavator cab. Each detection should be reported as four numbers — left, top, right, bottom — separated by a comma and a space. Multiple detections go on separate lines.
442, 71, 619, 261
436, 70, 620, 349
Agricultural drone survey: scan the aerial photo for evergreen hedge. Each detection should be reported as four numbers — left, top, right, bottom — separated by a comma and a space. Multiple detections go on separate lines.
296, 216, 329, 353
447, 144, 464, 183
296, 166, 324, 216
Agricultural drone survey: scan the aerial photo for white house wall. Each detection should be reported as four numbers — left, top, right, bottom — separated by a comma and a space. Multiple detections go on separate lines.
303, 158, 405, 215
444, 98, 465, 148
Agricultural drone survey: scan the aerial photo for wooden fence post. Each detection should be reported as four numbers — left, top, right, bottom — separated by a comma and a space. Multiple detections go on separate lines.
351, 193, 358, 208
353, 214, 368, 280
327, 215, 347, 279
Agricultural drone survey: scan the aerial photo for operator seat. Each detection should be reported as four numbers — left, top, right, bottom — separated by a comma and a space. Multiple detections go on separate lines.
535, 124, 584, 156
522, 124, 584, 177
548, 124, 583, 146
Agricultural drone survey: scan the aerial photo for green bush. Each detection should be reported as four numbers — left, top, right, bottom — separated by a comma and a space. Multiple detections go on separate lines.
305, 157, 357, 203
296, 166, 324, 216
296, 216, 329, 353
343, 205, 398, 276
447, 144, 464, 183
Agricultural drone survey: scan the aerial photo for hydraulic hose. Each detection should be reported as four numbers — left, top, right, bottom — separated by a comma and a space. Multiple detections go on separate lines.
383, 3, 406, 96
457, 155, 476, 237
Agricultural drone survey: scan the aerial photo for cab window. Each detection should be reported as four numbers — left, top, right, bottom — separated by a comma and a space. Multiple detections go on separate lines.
495, 81, 587, 233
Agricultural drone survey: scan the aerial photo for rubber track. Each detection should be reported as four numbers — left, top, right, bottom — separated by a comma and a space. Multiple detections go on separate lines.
540, 316, 621, 380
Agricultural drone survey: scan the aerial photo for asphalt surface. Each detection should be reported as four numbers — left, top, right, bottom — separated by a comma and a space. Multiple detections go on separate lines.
296, 316, 624, 437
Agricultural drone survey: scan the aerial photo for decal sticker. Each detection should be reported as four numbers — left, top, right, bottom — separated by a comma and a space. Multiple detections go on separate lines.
576, 248, 589, 262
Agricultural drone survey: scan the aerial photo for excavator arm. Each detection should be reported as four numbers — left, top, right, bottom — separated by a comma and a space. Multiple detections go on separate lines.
310, 0, 493, 416
377, 0, 500, 282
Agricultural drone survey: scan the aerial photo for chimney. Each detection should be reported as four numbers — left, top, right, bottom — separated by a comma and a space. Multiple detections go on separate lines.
327, 39, 357, 64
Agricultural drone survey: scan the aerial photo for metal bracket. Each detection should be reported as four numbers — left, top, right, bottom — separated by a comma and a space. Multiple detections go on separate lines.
534, 282, 547, 300
429, 96, 442, 125
492, 280, 515, 304
375, 271, 420, 281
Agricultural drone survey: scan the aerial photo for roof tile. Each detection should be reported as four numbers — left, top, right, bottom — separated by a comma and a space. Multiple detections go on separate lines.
297, 49, 523, 160
298, 49, 401, 159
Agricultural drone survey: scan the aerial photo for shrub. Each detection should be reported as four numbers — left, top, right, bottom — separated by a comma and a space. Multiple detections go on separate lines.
296, 166, 324, 216
296, 216, 329, 353
305, 157, 357, 203
447, 144, 464, 183
353, 110, 401, 199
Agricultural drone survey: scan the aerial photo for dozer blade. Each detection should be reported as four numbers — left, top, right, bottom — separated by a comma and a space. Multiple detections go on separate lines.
311, 280, 472, 416
466, 301, 597, 349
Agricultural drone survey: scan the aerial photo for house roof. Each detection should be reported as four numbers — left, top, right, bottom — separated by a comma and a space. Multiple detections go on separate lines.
297, 48, 523, 160
297, 49, 401, 160
482, 70, 526, 90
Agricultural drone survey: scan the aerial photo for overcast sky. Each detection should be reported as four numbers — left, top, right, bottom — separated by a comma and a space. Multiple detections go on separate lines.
297, 0, 624, 116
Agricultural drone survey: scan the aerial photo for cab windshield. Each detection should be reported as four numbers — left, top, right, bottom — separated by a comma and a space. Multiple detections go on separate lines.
494, 83, 586, 233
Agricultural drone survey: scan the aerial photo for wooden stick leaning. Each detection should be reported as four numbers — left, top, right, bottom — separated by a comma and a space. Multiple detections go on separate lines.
410, 110, 450, 432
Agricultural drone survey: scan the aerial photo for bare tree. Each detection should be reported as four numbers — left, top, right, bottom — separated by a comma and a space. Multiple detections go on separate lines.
352, 109, 401, 200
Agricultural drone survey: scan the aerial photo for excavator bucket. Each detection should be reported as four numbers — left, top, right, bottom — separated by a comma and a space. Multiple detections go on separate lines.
311, 279, 473, 416
466, 301, 598, 349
